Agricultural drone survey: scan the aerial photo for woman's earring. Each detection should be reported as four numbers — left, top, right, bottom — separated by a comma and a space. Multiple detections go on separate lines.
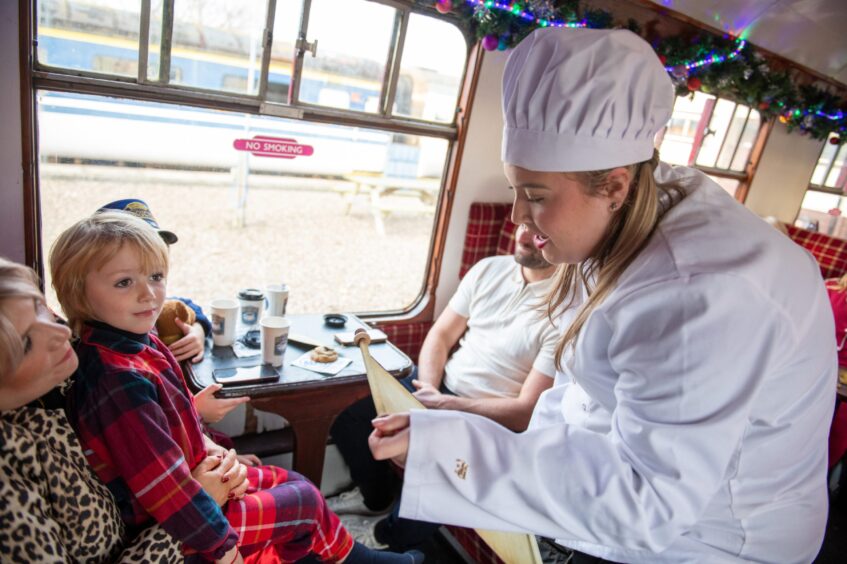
609, 202, 618, 212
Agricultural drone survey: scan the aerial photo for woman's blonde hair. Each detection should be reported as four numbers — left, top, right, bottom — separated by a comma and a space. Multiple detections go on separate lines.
50, 211, 169, 336
549, 149, 685, 367
0, 258, 44, 379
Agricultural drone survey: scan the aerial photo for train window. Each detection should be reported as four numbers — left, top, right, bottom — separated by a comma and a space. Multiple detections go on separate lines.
265, 0, 304, 103
809, 133, 847, 191
31, 1, 468, 317
36, 0, 142, 78
392, 14, 466, 123
296, 0, 395, 113
658, 91, 763, 199
796, 134, 847, 235
36, 91, 448, 315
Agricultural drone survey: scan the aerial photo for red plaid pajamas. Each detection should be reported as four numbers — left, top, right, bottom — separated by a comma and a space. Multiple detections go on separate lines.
70, 322, 353, 562
220, 465, 353, 563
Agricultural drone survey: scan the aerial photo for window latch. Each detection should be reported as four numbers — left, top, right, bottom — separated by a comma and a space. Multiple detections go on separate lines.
296, 37, 318, 58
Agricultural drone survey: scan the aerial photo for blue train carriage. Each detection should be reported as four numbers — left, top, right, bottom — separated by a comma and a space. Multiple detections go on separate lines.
35, 25, 394, 177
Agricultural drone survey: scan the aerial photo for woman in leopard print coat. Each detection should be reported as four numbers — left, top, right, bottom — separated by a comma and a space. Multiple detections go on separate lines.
0, 257, 181, 562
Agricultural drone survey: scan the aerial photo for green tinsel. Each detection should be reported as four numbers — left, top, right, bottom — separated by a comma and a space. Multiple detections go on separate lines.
420, 0, 846, 143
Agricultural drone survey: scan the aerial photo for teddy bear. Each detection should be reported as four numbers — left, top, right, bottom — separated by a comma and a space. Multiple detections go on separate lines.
155, 299, 196, 346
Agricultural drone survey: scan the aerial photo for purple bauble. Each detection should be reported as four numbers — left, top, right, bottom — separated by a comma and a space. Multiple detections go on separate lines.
482, 34, 499, 51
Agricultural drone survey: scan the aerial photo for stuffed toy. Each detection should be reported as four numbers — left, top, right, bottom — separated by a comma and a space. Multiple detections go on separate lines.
156, 299, 196, 346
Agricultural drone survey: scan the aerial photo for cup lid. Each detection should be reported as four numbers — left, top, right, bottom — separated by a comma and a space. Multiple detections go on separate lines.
238, 288, 264, 301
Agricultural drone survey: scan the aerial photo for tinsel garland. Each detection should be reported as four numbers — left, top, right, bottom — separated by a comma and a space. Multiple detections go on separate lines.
420, 0, 845, 143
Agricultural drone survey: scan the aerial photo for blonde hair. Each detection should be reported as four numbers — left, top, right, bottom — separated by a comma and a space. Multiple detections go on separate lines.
0, 258, 44, 379
549, 150, 685, 367
50, 211, 169, 336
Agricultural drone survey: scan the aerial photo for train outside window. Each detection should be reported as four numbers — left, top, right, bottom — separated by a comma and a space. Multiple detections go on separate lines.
33, 0, 468, 318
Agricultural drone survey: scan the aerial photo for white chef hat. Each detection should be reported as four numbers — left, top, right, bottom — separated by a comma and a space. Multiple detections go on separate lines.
502, 28, 674, 172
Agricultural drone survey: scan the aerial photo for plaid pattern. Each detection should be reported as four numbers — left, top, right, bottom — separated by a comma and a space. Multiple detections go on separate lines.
496, 217, 518, 256
70, 322, 353, 563
206, 467, 353, 563
378, 321, 433, 364
459, 203, 514, 278
786, 225, 847, 280
69, 322, 235, 559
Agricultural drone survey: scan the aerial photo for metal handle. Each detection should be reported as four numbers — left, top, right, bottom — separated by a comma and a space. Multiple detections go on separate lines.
296, 37, 318, 58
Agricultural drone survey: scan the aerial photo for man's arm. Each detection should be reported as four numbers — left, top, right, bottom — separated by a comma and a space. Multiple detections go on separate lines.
413, 368, 553, 432
415, 307, 468, 389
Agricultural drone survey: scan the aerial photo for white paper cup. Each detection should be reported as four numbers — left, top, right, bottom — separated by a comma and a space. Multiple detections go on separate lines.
264, 284, 289, 318
261, 316, 290, 367
210, 298, 239, 347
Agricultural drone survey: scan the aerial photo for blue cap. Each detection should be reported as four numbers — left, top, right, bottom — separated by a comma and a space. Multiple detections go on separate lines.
97, 199, 178, 245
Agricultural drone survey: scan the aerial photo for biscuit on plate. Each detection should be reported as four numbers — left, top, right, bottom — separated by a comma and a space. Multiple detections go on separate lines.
310, 346, 338, 363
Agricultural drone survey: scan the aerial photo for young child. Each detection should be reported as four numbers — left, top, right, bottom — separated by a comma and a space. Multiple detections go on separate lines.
94, 198, 253, 449
51, 212, 422, 564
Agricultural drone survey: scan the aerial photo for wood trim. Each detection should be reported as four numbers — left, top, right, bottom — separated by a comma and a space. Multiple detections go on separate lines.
427, 43, 485, 306
19, 0, 40, 277
735, 117, 774, 203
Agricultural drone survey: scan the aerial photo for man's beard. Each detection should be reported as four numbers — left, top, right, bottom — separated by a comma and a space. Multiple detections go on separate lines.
515, 249, 552, 270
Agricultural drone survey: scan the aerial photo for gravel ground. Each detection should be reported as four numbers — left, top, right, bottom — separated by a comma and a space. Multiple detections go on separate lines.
40, 164, 436, 317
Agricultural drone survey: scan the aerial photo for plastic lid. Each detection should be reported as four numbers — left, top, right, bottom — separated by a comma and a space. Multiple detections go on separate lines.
237, 288, 264, 301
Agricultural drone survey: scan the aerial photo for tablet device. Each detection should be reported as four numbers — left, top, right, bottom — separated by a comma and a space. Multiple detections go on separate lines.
212, 364, 280, 386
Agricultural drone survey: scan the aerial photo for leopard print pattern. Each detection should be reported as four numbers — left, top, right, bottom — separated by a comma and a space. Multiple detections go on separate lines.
0, 406, 180, 562
116, 523, 182, 563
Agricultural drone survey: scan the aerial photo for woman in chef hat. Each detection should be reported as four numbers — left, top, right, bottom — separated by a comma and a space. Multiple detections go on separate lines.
369, 27, 835, 564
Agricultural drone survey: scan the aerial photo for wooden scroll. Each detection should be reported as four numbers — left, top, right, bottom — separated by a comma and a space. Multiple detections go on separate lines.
354, 330, 543, 564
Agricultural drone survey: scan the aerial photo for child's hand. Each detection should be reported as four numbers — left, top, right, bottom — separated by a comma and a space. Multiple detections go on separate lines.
194, 384, 250, 424
169, 318, 205, 363
222, 450, 249, 500
237, 453, 261, 467
192, 450, 237, 506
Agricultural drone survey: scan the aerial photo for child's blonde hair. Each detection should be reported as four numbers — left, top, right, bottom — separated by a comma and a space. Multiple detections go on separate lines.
0, 258, 43, 379
50, 211, 169, 335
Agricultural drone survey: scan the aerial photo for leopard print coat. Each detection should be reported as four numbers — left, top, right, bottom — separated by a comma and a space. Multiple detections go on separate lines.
0, 405, 182, 563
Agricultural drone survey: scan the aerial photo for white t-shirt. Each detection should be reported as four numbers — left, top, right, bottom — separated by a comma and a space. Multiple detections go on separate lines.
442, 256, 558, 399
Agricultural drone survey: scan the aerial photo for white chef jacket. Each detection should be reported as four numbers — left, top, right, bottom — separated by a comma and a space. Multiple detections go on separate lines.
400, 163, 835, 563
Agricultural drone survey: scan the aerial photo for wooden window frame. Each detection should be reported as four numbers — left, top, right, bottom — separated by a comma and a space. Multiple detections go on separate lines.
20, 0, 478, 324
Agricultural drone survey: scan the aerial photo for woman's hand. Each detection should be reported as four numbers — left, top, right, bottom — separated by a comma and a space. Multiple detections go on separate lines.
191, 450, 237, 506
169, 319, 206, 363
194, 384, 250, 423
368, 413, 411, 468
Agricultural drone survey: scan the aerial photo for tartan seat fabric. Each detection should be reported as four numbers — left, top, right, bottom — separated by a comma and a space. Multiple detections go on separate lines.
376, 321, 433, 365
786, 225, 847, 280
460, 202, 516, 278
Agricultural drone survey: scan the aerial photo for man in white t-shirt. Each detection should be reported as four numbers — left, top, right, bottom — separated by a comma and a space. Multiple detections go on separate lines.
329, 224, 558, 549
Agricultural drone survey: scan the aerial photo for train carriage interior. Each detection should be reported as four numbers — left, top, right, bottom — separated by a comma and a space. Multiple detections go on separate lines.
2, 0, 847, 562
